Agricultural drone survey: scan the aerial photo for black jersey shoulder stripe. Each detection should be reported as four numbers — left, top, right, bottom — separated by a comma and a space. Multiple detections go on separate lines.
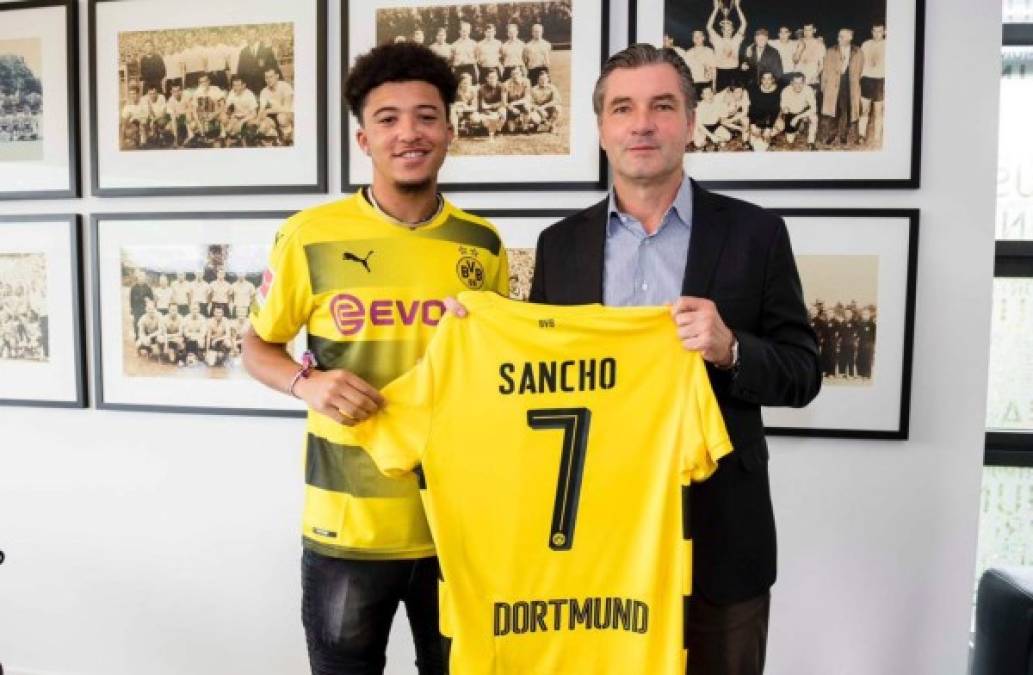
412, 214, 502, 255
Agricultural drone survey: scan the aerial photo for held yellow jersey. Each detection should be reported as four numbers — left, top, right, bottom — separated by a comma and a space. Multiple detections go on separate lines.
355, 291, 732, 674
250, 193, 508, 560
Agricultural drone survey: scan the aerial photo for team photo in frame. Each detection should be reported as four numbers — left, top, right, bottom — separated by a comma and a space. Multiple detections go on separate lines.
90, 211, 306, 417
631, 0, 925, 188
763, 209, 919, 438
88, 0, 327, 196
0, 214, 86, 408
343, 0, 607, 192
0, 0, 80, 200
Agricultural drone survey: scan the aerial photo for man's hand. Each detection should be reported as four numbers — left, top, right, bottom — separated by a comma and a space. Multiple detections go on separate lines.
443, 296, 468, 318
294, 369, 384, 426
671, 296, 736, 367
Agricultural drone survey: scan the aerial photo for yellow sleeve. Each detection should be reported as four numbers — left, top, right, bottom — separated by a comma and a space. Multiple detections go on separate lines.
353, 317, 451, 477
494, 245, 510, 297
682, 356, 734, 483
250, 223, 313, 343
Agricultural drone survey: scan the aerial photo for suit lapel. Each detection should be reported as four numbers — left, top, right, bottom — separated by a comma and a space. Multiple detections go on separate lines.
574, 198, 608, 304
682, 180, 729, 298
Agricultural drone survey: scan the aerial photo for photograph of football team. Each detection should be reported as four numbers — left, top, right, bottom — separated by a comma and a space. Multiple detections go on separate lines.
506, 248, 534, 301
116, 22, 295, 150
376, 2, 572, 156
0, 38, 44, 162
0, 252, 47, 362
796, 254, 878, 385
665, 0, 886, 153
119, 243, 264, 378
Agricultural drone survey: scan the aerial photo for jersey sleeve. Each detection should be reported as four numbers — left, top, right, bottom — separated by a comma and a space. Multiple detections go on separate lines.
681, 357, 733, 483
352, 317, 450, 477
249, 222, 314, 344
494, 245, 510, 297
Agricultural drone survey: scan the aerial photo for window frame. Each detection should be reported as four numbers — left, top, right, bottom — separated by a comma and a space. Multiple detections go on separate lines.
986, 25, 1033, 466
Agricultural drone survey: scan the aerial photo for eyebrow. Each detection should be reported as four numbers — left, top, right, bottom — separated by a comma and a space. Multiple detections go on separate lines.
607, 93, 680, 108
370, 103, 442, 117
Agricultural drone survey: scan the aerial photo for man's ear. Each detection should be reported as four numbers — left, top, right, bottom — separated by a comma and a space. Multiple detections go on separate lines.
356, 123, 371, 156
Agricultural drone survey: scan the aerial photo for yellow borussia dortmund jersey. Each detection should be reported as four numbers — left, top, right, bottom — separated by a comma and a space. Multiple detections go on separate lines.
251, 193, 508, 560
355, 292, 732, 674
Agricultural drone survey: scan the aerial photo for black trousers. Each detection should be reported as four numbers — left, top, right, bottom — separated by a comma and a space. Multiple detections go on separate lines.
301, 549, 444, 675
686, 592, 770, 675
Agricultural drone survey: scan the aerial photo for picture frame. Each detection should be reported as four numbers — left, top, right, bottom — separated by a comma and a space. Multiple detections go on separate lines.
88, 0, 328, 197
474, 208, 575, 300
0, 214, 87, 408
342, 0, 608, 192
763, 208, 919, 439
0, 0, 80, 200
90, 211, 307, 418
630, 0, 925, 189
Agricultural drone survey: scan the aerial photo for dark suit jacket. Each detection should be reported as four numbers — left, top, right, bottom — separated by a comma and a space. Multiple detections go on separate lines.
237, 44, 280, 95
743, 43, 784, 87
529, 180, 821, 604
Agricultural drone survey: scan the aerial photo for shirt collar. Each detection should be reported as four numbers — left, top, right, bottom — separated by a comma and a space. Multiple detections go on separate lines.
607, 175, 693, 237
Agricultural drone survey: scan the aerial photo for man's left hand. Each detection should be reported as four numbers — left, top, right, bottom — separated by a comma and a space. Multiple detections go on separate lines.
671, 296, 735, 367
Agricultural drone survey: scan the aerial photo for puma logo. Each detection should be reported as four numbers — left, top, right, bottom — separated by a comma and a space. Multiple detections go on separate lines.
343, 250, 374, 273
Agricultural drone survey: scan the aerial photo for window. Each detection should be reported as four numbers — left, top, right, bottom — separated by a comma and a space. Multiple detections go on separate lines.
975, 7, 1033, 586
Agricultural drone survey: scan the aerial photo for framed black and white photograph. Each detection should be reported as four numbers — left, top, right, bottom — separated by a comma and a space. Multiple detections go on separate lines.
89, 0, 327, 196
631, 0, 925, 188
91, 211, 306, 417
343, 0, 607, 191
474, 209, 574, 299
763, 209, 919, 438
0, 214, 86, 408
0, 0, 79, 200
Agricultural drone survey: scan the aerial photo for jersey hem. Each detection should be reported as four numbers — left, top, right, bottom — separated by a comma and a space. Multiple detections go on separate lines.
302, 537, 437, 561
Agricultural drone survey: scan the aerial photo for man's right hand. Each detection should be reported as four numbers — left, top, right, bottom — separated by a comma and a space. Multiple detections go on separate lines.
443, 296, 469, 318
294, 369, 384, 426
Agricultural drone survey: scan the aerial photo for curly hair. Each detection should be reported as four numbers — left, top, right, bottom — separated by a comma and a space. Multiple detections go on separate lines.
344, 43, 458, 124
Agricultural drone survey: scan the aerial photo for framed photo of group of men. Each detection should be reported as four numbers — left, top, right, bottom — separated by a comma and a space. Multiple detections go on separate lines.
0, 214, 86, 408
343, 0, 608, 191
0, 0, 79, 201
91, 211, 306, 417
88, 0, 327, 196
764, 209, 919, 438
632, 0, 925, 188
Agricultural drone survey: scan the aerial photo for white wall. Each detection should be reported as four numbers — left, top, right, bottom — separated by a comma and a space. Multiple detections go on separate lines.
0, 2, 1000, 674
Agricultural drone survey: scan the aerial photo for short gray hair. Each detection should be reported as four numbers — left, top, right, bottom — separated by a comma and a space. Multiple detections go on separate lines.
592, 43, 697, 116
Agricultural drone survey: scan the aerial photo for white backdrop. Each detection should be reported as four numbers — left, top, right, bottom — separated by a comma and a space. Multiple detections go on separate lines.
0, 1, 1000, 674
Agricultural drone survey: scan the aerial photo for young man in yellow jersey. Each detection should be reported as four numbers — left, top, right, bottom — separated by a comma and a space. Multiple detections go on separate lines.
241, 43, 507, 675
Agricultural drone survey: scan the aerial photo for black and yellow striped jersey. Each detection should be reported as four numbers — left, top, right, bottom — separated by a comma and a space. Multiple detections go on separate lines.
355, 292, 732, 674
251, 193, 508, 560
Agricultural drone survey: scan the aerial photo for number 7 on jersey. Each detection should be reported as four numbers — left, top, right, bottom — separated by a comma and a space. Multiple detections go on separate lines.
526, 407, 592, 551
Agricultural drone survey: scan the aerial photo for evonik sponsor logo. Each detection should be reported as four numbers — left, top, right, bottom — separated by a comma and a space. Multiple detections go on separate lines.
330, 293, 446, 336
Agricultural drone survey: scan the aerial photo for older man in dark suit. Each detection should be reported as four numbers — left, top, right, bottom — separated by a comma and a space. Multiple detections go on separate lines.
741, 28, 783, 90
237, 27, 280, 102
528, 44, 821, 675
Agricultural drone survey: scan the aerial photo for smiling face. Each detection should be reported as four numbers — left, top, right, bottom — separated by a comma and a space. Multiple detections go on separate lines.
356, 80, 452, 193
597, 63, 692, 186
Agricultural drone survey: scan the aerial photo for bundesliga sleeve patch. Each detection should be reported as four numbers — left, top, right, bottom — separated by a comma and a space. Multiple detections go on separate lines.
256, 268, 274, 307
